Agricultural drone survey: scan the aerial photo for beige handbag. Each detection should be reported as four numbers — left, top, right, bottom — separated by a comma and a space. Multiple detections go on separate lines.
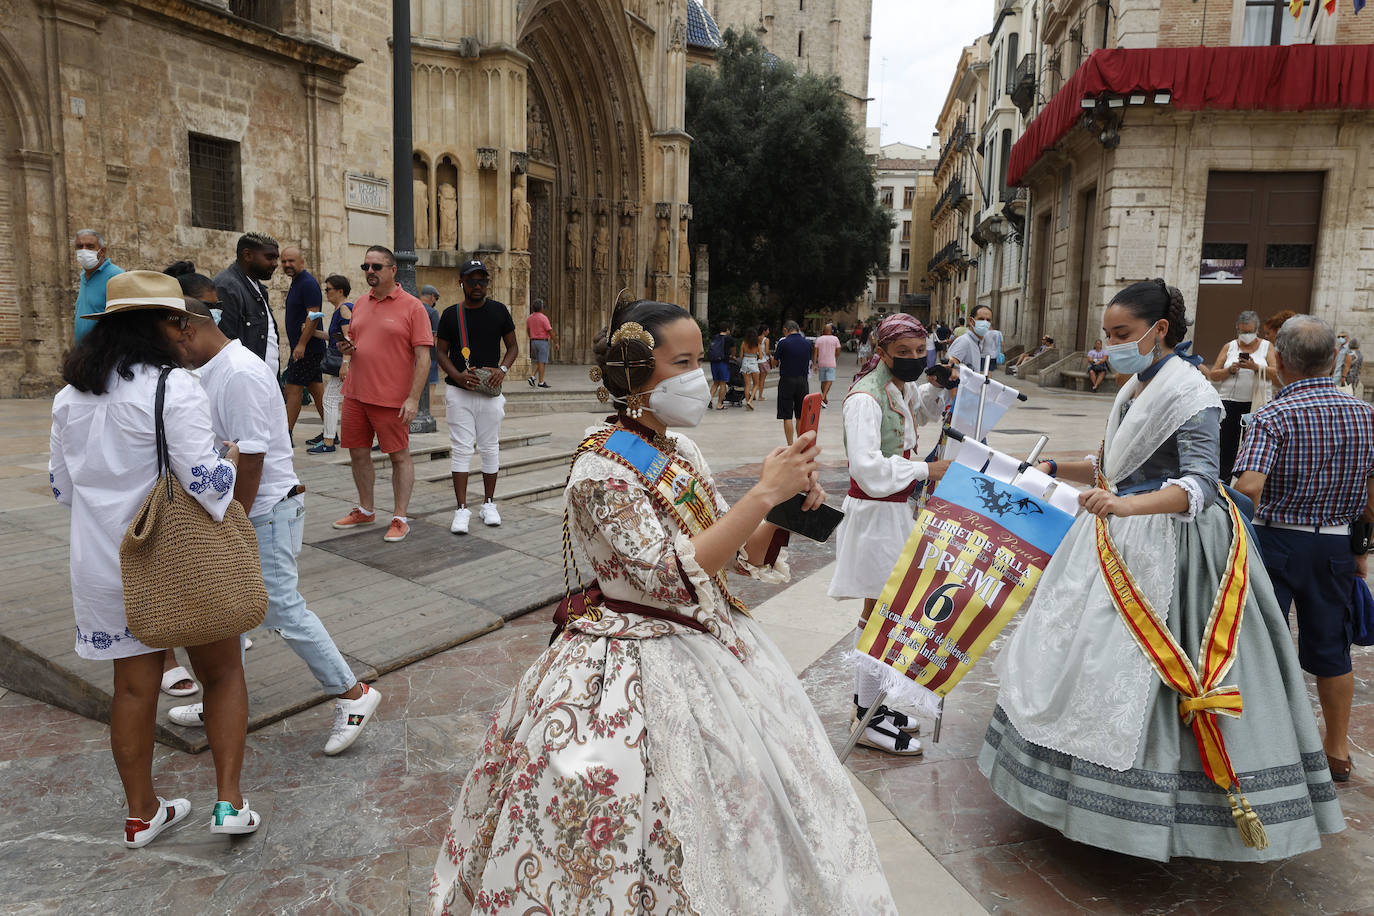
120, 368, 267, 648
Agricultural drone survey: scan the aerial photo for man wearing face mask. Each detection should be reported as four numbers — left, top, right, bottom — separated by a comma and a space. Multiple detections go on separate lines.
72, 229, 123, 346
829, 313, 953, 755
946, 304, 1002, 372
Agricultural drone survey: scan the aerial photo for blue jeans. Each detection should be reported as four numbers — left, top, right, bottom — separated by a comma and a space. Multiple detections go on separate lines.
253, 497, 356, 695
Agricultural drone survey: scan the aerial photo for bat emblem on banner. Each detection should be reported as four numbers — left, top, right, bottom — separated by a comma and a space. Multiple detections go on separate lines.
973, 477, 1045, 518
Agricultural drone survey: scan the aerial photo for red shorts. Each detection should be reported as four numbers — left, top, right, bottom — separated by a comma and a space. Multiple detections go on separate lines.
340, 396, 410, 454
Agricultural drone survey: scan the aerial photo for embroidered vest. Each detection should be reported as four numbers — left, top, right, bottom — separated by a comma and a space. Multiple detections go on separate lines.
844, 363, 907, 458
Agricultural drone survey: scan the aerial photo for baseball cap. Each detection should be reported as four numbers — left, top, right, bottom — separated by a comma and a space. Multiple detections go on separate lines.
459, 259, 489, 277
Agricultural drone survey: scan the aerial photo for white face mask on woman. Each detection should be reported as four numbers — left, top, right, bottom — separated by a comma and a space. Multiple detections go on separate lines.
1237, 332, 1257, 345
647, 368, 711, 428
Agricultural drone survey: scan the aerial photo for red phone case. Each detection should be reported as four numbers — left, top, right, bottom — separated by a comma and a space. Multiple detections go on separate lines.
799, 393, 823, 436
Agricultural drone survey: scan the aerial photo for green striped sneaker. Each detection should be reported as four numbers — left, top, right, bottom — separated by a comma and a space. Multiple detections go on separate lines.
209, 799, 261, 835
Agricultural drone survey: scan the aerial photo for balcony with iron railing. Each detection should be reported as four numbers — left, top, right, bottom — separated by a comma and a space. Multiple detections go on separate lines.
931, 177, 964, 221
934, 115, 968, 178
1009, 53, 1035, 115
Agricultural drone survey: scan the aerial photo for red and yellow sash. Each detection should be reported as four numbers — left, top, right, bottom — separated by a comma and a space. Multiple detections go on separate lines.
1095, 486, 1269, 849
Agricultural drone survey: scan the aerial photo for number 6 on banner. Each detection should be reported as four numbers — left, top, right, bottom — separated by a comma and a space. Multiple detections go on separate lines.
923, 583, 960, 623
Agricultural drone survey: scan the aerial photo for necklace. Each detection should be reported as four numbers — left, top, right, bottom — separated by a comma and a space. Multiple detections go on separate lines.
615, 413, 675, 454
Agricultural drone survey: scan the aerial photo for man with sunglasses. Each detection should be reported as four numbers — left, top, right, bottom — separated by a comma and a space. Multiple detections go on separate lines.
434, 259, 517, 534
332, 245, 433, 542
213, 232, 282, 368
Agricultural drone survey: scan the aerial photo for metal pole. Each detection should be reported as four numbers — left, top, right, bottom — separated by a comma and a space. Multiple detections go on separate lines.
838, 688, 888, 764
974, 355, 991, 440
393, 0, 436, 433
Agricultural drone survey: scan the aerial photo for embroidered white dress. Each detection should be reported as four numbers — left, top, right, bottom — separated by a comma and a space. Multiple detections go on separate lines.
430, 424, 897, 915
49, 365, 237, 660
829, 380, 945, 600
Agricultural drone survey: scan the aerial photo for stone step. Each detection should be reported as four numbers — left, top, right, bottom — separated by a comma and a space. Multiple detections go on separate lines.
297, 429, 554, 469
418, 444, 574, 483
490, 464, 574, 505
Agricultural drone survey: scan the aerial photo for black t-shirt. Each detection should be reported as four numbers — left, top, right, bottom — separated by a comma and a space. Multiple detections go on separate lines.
437, 298, 515, 381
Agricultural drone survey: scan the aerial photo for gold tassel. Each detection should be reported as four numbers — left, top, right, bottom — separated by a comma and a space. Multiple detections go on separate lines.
1227, 790, 1270, 850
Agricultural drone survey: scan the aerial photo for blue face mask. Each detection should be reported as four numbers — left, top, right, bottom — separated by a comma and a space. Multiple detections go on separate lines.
973, 319, 991, 335
1105, 323, 1162, 375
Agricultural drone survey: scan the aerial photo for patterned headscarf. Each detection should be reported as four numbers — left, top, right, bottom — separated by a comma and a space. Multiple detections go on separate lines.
854, 313, 928, 383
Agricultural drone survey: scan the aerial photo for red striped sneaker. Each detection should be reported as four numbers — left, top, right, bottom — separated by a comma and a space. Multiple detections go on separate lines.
124, 797, 191, 848
324, 682, 382, 755
209, 799, 261, 835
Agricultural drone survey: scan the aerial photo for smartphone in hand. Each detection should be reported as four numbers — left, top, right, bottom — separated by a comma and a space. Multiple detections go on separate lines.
799, 393, 823, 436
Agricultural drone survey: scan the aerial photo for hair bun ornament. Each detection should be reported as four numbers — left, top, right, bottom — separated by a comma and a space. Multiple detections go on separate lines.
610, 321, 655, 349
596, 387, 611, 403
588, 366, 603, 383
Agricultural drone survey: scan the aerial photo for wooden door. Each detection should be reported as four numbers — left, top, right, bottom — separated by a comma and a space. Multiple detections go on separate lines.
1076, 189, 1097, 351
1034, 212, 1052, 341
1194, 171, 1323, 359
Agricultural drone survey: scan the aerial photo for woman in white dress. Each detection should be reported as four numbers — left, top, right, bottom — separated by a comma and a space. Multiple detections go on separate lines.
49, 271, 257, 847
430, 300, 897, 915
827, 313, 951, 754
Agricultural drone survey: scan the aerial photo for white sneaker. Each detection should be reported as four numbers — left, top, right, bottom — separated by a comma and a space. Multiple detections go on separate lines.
450, 507, 471, 534
168, 703, 205, 727
480, 501, 501, 527
324, 683, 381, 756
209, 799, 261, 835
124, 796, 191, 848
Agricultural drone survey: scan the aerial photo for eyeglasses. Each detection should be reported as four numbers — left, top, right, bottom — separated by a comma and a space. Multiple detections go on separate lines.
165, 314, 191, 331
360, 263, 389, 272
464, 276, 490, 285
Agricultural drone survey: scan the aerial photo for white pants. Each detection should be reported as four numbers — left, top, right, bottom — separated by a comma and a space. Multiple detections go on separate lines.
445, 385, 506, 473
322, 375, 344, 441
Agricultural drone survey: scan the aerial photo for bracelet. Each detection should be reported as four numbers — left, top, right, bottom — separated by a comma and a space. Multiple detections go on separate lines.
1044, 459, 1058, 478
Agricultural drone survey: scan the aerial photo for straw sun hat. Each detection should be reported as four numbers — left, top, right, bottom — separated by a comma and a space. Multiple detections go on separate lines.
81, 270, 189, 320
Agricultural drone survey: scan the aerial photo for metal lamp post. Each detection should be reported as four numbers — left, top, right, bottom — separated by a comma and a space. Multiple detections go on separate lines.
393, 0, 436, 433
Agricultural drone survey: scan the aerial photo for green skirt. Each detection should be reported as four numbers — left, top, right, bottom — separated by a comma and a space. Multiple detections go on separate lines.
979, 503, 1344, 862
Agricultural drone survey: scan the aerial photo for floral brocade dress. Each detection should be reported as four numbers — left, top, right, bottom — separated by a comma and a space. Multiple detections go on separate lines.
430, 423, 896, 916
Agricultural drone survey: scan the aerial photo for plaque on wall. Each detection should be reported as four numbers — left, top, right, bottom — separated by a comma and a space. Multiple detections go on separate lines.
1115, 210, 1157, 281
345, 173, 390, 214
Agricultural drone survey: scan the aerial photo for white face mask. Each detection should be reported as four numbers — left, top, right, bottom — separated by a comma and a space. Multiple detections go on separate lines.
647, 368, 711, 428
1237, 332, 1257, 345
75, 249, 100, 270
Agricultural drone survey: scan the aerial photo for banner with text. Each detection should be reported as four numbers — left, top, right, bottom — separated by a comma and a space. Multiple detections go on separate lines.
855, 459, 1076, 715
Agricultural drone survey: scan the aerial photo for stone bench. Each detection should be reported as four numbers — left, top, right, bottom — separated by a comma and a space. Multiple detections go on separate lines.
1062, 363, 1118, 393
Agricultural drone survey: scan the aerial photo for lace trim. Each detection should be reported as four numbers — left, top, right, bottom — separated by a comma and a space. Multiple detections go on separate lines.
1166, 476, 1205, 522
735, 545, 790, 584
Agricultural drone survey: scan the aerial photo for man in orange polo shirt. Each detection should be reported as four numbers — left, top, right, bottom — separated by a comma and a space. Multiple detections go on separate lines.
332, 245, 433, 542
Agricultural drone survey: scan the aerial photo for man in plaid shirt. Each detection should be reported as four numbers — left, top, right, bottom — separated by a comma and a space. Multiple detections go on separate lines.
1235, 315, 1374, 783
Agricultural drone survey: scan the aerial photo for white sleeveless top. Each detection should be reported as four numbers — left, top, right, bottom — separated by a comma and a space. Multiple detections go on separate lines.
1215, 337, 1270, 404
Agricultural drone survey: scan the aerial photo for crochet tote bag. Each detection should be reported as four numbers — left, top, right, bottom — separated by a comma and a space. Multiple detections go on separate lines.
120, 368, 267, 648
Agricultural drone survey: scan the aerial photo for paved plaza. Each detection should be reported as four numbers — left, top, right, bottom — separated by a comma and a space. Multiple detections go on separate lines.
3, 368, 1373, 913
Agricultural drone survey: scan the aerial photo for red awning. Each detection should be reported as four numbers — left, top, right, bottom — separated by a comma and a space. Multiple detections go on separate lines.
1007, 43, 1374, 187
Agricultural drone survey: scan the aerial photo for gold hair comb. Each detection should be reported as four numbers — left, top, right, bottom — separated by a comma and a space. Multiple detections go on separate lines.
609, 321, 655, 349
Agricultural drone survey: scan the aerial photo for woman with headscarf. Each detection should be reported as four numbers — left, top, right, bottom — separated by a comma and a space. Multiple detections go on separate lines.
828, 313, 953, 755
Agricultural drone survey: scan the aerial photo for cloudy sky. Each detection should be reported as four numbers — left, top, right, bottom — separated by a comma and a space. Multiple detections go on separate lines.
866, 0, 993, 151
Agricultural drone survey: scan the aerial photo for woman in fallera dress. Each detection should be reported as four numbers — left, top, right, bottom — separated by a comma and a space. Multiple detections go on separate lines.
979, 279, 1342, 862
430, 299, 897, 915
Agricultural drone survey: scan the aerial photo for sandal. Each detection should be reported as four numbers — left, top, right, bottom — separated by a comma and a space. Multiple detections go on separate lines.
160, 665, 199, 697
1327, 753, 1353, 783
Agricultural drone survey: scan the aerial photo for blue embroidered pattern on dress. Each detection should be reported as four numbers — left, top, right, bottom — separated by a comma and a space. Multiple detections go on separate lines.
50, 473, 60, 500
76, 626, 134, 651
189, 463, 234, 498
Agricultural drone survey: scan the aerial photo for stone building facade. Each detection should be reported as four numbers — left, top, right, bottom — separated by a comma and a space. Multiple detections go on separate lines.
927, 38, 990, 328
1007, 0, 1374, 361
704, 0, 873, 125
866, 143, 934, 323
1, 0, 708, 395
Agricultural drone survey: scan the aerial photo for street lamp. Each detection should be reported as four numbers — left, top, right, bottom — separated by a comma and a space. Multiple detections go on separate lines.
393, 0, 436, 433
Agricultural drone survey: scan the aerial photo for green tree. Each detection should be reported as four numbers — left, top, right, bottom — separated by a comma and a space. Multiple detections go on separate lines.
686, 29, 891, 329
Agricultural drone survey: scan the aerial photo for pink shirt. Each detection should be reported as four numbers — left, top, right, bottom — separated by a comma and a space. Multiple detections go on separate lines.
526, 311, 553, 340
814, 335, 841, 369
342, 285, 433, 407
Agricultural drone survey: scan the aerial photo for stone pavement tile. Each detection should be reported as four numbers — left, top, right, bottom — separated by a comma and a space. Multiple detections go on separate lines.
205, 849, 411, 914
1, 875, 225, 915
0, 693, 110, 762
868, 819, 987, 916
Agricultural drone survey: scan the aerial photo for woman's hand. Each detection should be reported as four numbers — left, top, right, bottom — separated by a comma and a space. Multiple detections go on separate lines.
758, 431, 820, 504
222, 441, 240, 468
1078, 487, 1128, 518
800, 473, 826, 511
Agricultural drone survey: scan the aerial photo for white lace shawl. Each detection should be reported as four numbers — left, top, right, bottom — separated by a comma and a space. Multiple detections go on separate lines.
995, 356, 1222, 771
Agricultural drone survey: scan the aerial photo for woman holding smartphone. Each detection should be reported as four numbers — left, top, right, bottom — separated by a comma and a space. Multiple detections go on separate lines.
308, 275, 353, 454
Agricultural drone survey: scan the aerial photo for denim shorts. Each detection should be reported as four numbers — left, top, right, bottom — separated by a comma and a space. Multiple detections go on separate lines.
817, 367, 836, 383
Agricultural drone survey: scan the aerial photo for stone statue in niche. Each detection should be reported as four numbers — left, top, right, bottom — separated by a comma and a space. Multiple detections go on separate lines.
678, 217, 690, 275
413, 179, 430, 249
617, 213, 634, 273
438, 181, 458, 250
593, 214, 610, 272
652, 216, 670, 275
511, 175, 531, 252
527, 101, 551, 161
565, 211, 583, 270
